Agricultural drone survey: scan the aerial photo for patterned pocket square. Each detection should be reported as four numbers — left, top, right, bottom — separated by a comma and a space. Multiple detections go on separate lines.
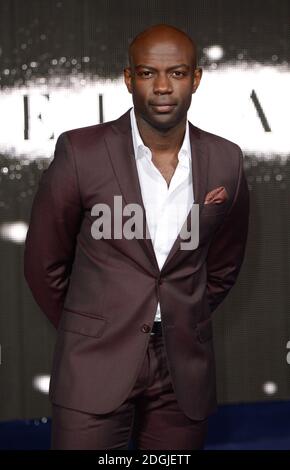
204, 186, 228, 205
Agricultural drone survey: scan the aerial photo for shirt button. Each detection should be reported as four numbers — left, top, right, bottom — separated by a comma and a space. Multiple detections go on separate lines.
141, 324, 151, 333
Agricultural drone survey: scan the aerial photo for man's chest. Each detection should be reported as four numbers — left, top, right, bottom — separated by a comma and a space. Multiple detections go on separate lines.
151, 159, 177, 187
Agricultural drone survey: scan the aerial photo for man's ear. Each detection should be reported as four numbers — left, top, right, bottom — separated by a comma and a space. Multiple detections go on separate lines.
124, 67, 133, 94
192, 67, 202, 94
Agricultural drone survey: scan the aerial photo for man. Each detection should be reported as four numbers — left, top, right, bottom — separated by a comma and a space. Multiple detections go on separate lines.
24, 24, 249, 450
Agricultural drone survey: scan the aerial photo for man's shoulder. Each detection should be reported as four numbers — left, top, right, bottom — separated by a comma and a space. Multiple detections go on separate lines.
189, 121, 242, 155
58, 109, 131, 146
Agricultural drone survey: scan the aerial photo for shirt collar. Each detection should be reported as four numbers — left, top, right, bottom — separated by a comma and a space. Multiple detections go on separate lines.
130, 107, 191, 169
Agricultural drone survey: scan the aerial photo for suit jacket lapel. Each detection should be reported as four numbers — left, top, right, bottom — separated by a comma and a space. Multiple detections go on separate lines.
104, 109, 160, 274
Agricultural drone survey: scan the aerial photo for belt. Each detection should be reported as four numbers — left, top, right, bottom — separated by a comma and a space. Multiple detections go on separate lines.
150, 321, 163, 336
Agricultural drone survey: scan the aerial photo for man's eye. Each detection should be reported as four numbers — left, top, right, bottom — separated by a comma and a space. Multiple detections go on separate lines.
138, 71, 153, 78
172, 71, 185, 77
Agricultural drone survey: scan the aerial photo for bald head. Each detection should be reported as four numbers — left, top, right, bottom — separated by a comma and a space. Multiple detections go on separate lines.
128, 24, 198, 70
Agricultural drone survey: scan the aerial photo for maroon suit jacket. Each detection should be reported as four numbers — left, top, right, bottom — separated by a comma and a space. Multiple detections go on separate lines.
24, 108, 249, 420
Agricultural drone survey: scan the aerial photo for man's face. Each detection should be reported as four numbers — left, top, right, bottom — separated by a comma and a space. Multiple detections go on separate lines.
124, 36, 202, 130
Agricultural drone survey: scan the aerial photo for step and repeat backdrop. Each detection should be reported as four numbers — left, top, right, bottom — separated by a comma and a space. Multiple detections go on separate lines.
0, 0, 289, 420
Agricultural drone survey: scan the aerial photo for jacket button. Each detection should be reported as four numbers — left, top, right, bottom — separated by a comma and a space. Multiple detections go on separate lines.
141, 324, 151, 333
157, 278, 163, 285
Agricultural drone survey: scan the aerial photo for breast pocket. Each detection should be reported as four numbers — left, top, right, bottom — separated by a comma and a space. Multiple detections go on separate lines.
199, 206, 227, 244
201, 201, 228, 217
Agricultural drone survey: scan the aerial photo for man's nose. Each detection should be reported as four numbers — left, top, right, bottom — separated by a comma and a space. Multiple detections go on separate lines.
153, 73, 173, 94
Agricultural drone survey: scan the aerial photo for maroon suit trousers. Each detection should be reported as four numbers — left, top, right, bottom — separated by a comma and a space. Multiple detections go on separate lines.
50, 331, 208, 450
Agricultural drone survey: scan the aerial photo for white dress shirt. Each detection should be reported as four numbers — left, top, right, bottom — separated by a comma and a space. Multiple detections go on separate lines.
130, 107, 194, 322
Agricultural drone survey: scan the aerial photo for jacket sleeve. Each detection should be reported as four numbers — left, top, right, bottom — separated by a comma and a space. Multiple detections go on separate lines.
24, 132, 83, 328
206, 148, 250, 314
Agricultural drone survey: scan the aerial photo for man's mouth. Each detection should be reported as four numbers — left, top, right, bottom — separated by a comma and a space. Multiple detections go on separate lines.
150, 103, 177, 113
